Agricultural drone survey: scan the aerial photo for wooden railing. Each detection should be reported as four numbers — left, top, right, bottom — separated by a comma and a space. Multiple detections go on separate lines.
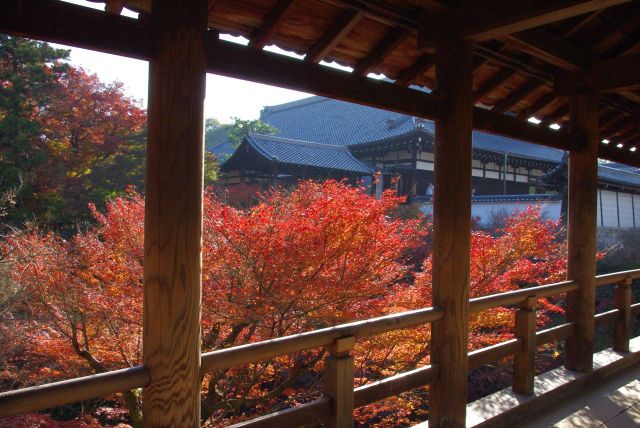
1, 268, 639, 426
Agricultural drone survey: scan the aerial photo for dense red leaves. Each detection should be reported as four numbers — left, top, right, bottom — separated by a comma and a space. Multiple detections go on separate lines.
2, 184, 569, 426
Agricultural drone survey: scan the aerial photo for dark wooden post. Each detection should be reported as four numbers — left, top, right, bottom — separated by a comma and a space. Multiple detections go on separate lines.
513, 296, 536, 395
564, 92, 598, 373
324, 336, 356, 428
430, 37, 473, 428
143, 0, 207, 426
614, 277, 633, 352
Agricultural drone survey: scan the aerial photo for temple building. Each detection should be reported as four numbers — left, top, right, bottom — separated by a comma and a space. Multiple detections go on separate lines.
219, 96, 640, 228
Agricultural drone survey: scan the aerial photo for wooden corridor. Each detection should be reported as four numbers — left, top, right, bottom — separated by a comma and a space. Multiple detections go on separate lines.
2, 1, 640, 427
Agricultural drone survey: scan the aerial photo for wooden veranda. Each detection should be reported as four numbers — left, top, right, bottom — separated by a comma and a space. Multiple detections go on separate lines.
1, 0, 640, 426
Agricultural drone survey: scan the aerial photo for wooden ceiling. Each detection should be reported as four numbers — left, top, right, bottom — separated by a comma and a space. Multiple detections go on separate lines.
3, 0, 640, 166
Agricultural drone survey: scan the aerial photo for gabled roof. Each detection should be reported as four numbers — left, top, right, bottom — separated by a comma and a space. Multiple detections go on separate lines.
223, 133, 373, 175
261, 96, 565, 163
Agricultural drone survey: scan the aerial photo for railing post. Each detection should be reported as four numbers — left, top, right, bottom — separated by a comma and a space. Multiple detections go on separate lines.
614, 277, 633, 352
324, 336, 356, 428
564, 91, 598, 373
513, 296, 536, 395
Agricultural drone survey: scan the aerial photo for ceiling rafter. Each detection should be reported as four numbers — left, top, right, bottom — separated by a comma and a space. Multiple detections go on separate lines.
555, 53, 640, 94
394, 54, 434, 87
418, 0, 630, 47
473, 69, 516, 102
105, 0, 126, 14
516, 92, 555, 120
492, 79, 545, 113
305, 8, 363, 63
582, 3, 640, 50
542, 104, 569, 126
353, 26, 410, 76
248, 0, 298, 50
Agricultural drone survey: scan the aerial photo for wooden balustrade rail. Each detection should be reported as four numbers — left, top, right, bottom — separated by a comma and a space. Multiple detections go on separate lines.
201, 306, 444, 372
1, 269, 639, 423
0, 366, 150, 419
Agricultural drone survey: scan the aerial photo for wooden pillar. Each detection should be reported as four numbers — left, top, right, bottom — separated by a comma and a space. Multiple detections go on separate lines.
430, 37, 473, 428
143, 0, 207, 426
564, 92, 598, 373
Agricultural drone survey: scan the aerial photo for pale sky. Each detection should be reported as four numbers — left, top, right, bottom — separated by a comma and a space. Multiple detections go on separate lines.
53, 0, 314, 122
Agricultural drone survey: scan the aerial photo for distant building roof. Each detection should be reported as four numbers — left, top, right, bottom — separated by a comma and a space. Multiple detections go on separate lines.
261, 96, 565, 163
598, 164, 640, 189
222, 133, 373, 175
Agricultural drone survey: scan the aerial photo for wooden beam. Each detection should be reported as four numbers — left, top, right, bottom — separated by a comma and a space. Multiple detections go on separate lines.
0, 0, 630, 162
354, 26, 410, 75
492, 79, 545, 113
556, 53, 640, 94
430, 37, 473, 428
473, 69, 516, 103
503, 29, 591, 72
105, 0, 126, 14
143, 0, 206, 425
1, 0, 150, 60
419, 0, 630, 47
608, 28, 640, 56
249, 0, 297, 50
205, 37, 444, 120
516, 92, 555, 119
305, 8, 363, 63
542, 104, 569, 126
394, 54, 434, 87
473, 107, 576, 151
564, 92, 599, 373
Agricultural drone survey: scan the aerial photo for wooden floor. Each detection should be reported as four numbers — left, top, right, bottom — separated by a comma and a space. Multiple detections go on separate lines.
523, 366, 640, 427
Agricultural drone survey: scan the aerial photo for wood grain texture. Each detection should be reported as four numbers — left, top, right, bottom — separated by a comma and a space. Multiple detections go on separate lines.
429, 37, 473, 428
305, 8, 363, 63
143, 0, 207, 426
564, 91, 599, 373
325, 340, 355, 428
420, 0, 631, 46
0, 366, 149, 419
513, 297, 537, 395
614, 279, 633, 352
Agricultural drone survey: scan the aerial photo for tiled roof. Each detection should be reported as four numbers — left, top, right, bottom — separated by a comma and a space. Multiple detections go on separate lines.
241, 133, 373, 174
598, 164, 640, 188
471, 194, 562, 203
261, 96, 565, 163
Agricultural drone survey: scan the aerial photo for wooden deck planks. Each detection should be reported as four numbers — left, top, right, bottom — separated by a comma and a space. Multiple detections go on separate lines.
524, 371, 640, 427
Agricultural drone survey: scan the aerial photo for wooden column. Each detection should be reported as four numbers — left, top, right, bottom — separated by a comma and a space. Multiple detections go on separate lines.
430, 37, 473, 428
143, 0, 207, 426
564, 92, 598, 373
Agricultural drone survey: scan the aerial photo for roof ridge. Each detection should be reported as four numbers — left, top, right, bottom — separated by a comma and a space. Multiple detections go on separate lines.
247, 132, 348, 151
599, 163, 640, 177
260, 96, 328, 117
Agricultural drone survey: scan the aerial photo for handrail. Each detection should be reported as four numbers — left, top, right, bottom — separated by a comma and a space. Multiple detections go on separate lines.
0, 365, 150, 419
469, 280, 577, 314
201, 306, 444, 372
1, 268, 638, 421
595, 269, 640, 286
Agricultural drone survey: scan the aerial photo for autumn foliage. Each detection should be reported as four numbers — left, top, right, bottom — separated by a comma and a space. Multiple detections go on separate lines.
1, 181, 569, 426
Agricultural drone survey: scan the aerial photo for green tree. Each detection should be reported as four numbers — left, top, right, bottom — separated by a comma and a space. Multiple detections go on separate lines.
0, 36, 69, 223
204, 116, 277, 152
0, 36, 147, 228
